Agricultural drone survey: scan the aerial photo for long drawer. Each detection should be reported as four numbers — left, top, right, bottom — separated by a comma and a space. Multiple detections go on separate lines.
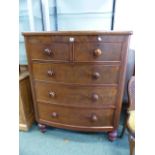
35, 81, 118, 107
32, 63, 120, 84
38, 103, 115, 127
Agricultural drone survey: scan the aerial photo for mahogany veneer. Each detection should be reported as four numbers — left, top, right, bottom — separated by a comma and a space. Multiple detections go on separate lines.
23, 31, 132, 141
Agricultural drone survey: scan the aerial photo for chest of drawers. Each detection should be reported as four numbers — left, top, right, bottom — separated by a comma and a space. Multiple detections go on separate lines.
23, 31, 132, 141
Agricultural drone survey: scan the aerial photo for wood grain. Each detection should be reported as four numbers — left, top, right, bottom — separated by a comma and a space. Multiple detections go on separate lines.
23, 31, 132, 137
19, 71, 34, 131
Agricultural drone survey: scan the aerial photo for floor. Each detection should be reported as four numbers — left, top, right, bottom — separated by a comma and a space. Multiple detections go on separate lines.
19, 119, 129, 155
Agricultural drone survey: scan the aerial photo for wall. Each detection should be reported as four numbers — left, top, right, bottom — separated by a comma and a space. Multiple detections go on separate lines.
19, 0, 113, 64
114, 0, 135, 49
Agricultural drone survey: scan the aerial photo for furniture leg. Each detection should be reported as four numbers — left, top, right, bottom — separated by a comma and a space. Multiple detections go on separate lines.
129, 134, 135, 155
108, 130, 118, 141
38, 123, 47, 133
119, 111, 128, 138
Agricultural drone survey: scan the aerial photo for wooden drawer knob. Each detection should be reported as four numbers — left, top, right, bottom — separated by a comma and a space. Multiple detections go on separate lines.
47, 70, 54, 77
92, 72, 100, 79
91, 114, 98, 122
94, 48, 102, 56
92, 93, 99, 101
49, 91, 56, 98
51, 112, 58, 118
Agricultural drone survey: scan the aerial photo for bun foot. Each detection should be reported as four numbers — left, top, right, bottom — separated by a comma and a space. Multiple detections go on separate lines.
108, 130, 117, 141
38, 123, 47, 133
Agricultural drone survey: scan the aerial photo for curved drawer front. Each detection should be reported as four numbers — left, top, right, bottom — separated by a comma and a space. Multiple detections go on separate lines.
74, 42, 122, 62
33, 63, 120, 84
38, 103, 115, 127
27, 36, 70, 61
35, 82, 117, 106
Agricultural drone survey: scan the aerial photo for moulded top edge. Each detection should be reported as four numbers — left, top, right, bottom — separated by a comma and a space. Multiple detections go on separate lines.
22, 31, 133, 36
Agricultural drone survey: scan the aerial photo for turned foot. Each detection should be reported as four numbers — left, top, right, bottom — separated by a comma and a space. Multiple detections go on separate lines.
108, 130, 117, 141
38, 123, 47, 133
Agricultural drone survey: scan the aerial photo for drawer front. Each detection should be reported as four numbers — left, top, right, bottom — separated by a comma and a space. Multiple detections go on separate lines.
74, 42, 122, 62
38, 103, 115, 127
27, 36, 70, 61
33, 63, 120, 84
35, 82, 118, 106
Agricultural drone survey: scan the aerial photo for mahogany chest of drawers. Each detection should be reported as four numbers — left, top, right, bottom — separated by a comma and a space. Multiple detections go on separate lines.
23, 31, 132, 141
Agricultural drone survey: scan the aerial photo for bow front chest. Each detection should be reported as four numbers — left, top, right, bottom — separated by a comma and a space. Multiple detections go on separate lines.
23, 31, 132, 141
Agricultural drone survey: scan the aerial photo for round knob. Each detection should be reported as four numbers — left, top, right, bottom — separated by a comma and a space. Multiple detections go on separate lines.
49, 91, 56, 98
94, 48, 102, 56
92, 72, 100, 79
44, 48, 52, 55
47, 70, 54, 77
92, 93, 99, 101
51, 112, 58, 118
91, 114, 98, 122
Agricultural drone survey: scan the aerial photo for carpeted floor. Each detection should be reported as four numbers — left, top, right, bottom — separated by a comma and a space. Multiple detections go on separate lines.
19, 121, 129, 155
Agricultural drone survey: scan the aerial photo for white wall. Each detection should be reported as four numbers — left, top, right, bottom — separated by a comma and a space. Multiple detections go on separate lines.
114, 0, 135, 49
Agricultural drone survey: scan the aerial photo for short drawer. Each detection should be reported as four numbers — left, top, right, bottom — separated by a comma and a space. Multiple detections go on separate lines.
38, 103, 115, 127
26, 36, 70, 61
35, 82, 118, 107
74, 42, 122, 62
32, 63, 120, 84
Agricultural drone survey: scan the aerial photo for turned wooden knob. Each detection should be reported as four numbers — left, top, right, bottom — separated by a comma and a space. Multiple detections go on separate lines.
92, 93, 99, 101
51, 112, 58, 118
47, 70, 54, 77
94, 48, 102, 56
49, 91, 56, 98
92, 72, 100, 79
91, 114, 98, 122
